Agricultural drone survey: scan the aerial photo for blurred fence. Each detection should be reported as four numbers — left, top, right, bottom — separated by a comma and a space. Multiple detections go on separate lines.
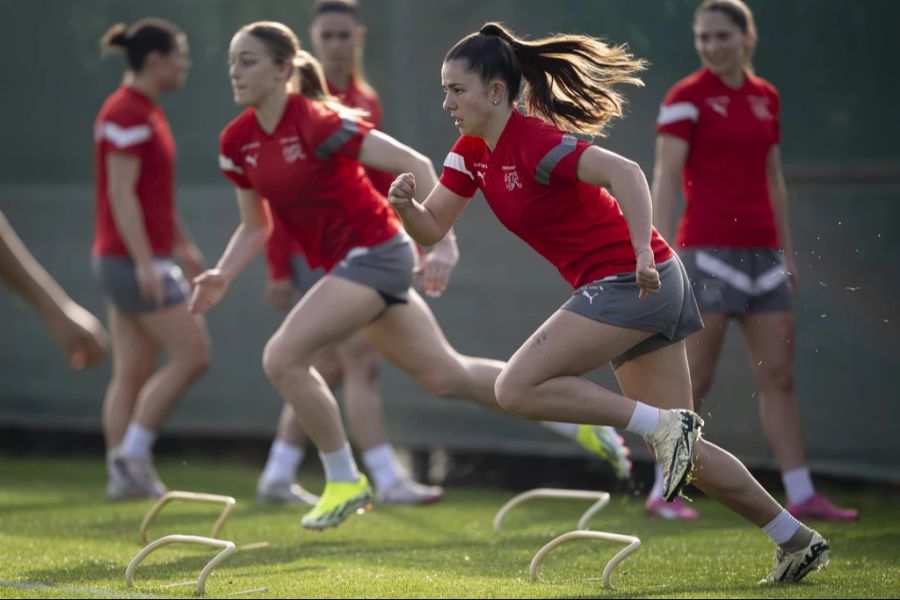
1, 0, 899, 481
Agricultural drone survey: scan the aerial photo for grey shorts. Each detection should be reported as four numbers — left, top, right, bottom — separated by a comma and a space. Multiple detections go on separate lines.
328, 232, 416, 305
679, 247, 793, 316
290, 256, 326, 297
93, 256, 189, 314
561, 256, 704, 369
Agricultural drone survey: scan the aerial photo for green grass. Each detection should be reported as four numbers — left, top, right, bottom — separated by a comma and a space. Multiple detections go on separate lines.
0, 456, 897, 599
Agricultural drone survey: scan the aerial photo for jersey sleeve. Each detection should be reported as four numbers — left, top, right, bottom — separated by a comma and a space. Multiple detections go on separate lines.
218, 125, 253, 189
265, 209, 294, 280
98, 106, 152, 159
528, 130, 593, 186
438, 137, 478, 198
656, 83, 699, 142
306, 101, 374, 161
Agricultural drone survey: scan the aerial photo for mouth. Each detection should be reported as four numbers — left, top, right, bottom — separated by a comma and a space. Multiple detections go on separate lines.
452, 116, 462, 128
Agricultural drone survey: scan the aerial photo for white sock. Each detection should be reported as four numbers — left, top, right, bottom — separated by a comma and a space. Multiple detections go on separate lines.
319, 443, 360, 482
261, 440, 305, 484
106, 448, 118, 476
362, 443, 405, 491
782, 466, 815, 505
120, 422, 156, 458
625, 402, 661, 437
762, 509, 802, 546
648, 463, 665, 501
540, 421, 580, 439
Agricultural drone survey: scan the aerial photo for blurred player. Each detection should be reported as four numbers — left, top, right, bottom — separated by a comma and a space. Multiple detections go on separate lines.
650, 0, 857, 521
93, 19, 211, 499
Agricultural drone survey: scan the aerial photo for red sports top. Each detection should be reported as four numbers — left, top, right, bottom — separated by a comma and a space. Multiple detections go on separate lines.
439, 110, 671, 289
265, 80, 396, 279
656, 67, 781, 248
93, 86, 176, 257
219, 93, 399, 272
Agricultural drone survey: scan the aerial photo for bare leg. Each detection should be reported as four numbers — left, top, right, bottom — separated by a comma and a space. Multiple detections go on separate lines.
685, 312, 730, 413
614, 342, 783, 526
102, 305, 157, 448
338, 333, 388, 451
274, 350, 344, 447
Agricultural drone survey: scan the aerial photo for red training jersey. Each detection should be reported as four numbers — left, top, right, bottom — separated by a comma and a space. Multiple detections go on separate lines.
439, 110, 671, 289
656, 67, 781, 248
219, 93, 400, 272
93, 86, 177, 257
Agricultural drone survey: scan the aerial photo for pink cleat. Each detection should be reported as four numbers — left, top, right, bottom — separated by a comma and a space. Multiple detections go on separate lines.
646, 495, 700, 520
787, 492, 859, 521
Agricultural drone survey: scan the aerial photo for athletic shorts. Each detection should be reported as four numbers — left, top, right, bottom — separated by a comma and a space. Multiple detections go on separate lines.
92, 256, 189, 314
679, 247, 793, 316
561, 256, 704, 369
327, 232, 416, 305
290, 256, 326, 297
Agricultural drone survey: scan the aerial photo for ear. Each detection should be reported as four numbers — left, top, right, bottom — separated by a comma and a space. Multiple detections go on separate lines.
488, 79, 506, 105
356, 24, 367, 45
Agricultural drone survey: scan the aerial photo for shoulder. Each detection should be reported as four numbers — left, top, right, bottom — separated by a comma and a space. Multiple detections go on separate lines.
662, 69, 708, 103
748, 73, 780, 101
101, 88, 151, 124
219, 108, 256, 149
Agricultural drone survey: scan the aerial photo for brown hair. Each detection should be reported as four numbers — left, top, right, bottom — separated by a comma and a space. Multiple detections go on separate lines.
445, 22, 646, 136
240, 21, 331, 100
310, 0, 375, 97
100, 18, 182, 72
695, 0, 758, 70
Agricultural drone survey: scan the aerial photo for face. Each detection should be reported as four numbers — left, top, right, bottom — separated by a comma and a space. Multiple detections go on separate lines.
309, 13, 362, 74
441, 59, 504, 137
693, 9, 749, 76
228, 31, 291, 106
153, 34, 191, 91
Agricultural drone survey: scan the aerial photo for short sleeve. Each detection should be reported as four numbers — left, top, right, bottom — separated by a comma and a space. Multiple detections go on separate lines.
530, 131, 592, 186
218, 126, 253, 189
656, 83, 699, 142
439, 137, 478, 198
306, 101, 374, 161
98, 107, 152, 159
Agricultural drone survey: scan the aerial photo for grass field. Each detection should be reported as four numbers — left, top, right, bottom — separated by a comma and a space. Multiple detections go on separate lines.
0, 455, 897, 599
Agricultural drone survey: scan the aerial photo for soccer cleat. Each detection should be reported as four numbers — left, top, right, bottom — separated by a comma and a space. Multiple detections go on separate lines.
646, 409, 703, 502
257, 478, 320, 505
109, 454, 167, 500
787, 492, 859, 521
763, 530, 830, 584
576, 424, 632, 480
376, 477, 444, 505
301, 474, 374, 530
646, 495, 700, 520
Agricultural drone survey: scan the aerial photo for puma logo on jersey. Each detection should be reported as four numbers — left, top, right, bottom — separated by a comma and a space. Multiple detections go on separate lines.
245, 154, 258, 167
476, 171, 486, 184
706, 95, 730, 116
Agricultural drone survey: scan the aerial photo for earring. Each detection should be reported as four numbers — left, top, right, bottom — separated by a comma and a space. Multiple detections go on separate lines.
492, 98, 500, 105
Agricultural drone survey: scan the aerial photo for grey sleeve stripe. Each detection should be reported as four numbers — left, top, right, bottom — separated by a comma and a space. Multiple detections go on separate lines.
315, 118, 360, 159
535, 134, 578, 185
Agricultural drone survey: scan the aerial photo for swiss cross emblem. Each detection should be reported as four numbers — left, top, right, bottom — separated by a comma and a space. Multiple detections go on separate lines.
504, 168, 523, 191
283, 143, 305, 163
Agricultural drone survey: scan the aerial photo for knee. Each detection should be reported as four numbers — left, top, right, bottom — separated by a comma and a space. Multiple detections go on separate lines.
758, 363, 794, 395
494, 369, 539, 418
262, 335, 297, 384
340, 340, 380, 385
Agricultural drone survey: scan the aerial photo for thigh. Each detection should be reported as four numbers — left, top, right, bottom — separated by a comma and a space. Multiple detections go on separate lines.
685, 312, 730, 379
272, 274, 386, 362
137, 303, 210, 360
504, 309, 655, 387
108, 304, 158, 377
737, 310, 795, 371
614, 340, 693, 410
362, 289, 463, 378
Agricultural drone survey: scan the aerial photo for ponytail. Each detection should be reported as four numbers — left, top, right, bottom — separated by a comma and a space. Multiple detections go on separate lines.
446, 22, 647, 136
99, 18, 182, 71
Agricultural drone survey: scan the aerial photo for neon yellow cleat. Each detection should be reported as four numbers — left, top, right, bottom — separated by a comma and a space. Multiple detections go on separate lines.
576, 424, 632, 480
301, 475, 374, 531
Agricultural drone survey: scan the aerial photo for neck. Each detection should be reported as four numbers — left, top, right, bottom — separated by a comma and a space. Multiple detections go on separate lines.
325, 66, 352, 91
482, 109, 513, 151
128, 73, 161, 100
254, 89, 289, 134
718, 66, 746, 90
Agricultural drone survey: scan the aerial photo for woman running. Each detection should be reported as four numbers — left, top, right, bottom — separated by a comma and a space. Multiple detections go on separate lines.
388, 22, 829, 583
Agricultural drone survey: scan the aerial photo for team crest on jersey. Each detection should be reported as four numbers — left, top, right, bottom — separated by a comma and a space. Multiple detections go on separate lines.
503, 165, 523, 191
705, 95, 730, 116
747, 95, 773, 120
282, 143, 306, 163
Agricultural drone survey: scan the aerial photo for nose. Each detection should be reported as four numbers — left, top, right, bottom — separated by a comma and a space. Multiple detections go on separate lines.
442, 92, 454, 112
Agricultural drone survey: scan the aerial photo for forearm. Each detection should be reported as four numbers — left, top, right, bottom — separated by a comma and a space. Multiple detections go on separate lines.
0, 212, 73, 322
215, 223, 268, 284
394, 201, 447, 247
651, 174, 680, 243
174, 216, 197, 252
109, 192, 155, 264
612, 163, 654, 253
769, 181, 794, 255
